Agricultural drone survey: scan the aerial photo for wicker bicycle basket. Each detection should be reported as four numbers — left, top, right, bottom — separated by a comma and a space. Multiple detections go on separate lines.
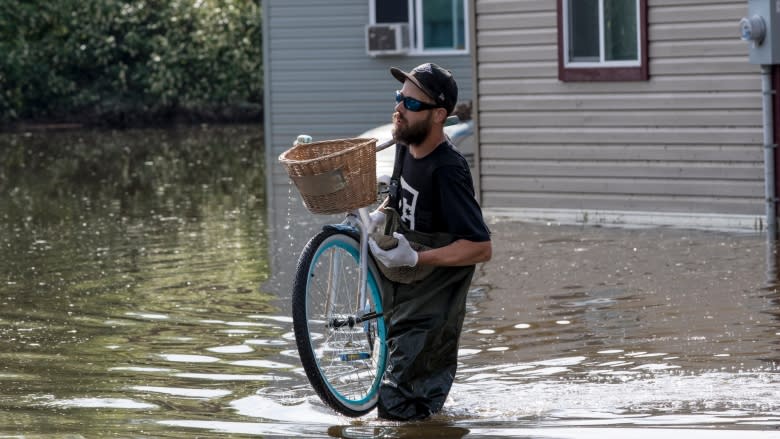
278, 137, 377, 214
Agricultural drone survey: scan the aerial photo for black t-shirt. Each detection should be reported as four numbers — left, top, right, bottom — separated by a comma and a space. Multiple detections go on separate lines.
391, 141, 490, 242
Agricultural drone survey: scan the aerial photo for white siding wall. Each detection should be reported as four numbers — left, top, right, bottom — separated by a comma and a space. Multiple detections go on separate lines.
474, 0, 765, 217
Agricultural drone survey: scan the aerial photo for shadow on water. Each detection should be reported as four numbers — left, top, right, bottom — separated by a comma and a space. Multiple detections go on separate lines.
0, 125, 779, 438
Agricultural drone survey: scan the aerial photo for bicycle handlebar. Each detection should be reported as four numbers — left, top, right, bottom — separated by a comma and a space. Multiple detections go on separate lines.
376, 138, 395, 152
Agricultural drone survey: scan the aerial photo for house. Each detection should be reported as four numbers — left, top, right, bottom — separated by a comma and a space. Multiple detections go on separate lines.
473, 0, 771, 230
264, 0, 773, 231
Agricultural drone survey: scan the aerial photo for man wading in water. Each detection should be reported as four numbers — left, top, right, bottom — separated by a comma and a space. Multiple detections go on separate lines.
368, 63, 492, 421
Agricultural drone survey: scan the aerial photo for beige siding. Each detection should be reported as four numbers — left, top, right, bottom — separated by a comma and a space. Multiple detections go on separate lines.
474, 0, 765, 216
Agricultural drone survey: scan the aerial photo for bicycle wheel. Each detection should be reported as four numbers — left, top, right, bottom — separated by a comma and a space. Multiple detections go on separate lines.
292, 226, 387, 417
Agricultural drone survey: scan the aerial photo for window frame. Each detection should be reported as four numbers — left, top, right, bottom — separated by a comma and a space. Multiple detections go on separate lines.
369, 0, 470, 56
556, 0, 648, 82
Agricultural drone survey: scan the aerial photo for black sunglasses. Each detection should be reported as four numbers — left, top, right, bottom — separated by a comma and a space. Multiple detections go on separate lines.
395, 90, 439, 112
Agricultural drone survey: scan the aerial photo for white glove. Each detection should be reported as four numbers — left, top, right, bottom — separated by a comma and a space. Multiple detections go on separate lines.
369, 232, 419, 267
368, 209, 386, 232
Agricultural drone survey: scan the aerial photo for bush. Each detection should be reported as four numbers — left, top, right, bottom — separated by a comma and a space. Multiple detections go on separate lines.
0, 0, 262, 125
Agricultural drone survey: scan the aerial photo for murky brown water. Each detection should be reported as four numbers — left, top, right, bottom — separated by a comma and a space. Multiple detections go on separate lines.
0, 125, 778, 438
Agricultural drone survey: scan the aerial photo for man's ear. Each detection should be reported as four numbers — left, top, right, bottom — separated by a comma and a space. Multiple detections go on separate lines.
434, 108, 448, 124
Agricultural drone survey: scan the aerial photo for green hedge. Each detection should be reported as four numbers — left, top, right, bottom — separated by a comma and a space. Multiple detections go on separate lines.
0, 0, 262, 125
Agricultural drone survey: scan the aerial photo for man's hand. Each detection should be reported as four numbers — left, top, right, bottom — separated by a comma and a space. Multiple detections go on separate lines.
369, 232, 419, 267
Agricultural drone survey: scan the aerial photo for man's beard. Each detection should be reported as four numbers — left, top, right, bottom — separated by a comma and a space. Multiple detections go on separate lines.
392, 111, 432, 146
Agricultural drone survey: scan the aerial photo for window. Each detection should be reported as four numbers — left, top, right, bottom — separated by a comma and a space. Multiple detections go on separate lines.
557, 0, 648, 81
371, 0, 468, 54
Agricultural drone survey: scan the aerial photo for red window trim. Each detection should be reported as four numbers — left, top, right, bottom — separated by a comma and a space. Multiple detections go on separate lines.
556, 0, 648, 82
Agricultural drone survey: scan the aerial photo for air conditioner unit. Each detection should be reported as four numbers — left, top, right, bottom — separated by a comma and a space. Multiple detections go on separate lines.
366, 23, 410, 56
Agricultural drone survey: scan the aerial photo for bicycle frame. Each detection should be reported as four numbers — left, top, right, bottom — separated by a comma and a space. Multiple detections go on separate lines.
336, 134, 399, 321
338, 207, 373, 325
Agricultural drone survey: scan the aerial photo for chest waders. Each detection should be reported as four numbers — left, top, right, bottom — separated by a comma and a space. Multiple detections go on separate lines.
375, 208, 475, 420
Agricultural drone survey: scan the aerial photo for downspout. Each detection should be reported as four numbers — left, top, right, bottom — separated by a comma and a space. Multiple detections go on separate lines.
763, 64, 777, 238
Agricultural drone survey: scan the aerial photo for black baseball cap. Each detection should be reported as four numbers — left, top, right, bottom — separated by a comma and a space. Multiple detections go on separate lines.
390, 63, 458, 115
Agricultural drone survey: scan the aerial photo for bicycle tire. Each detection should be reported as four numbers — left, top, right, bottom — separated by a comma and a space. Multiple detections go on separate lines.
292, 226, 387, 416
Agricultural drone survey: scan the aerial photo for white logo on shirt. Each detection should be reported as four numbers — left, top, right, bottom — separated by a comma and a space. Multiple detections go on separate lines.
399, 176, 418, 230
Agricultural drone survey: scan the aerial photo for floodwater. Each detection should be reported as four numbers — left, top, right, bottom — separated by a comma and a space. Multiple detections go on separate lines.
0, 125, 778, 438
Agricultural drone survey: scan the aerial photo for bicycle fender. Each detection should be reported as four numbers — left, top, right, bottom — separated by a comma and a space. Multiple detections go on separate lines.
323, 224, 360, 241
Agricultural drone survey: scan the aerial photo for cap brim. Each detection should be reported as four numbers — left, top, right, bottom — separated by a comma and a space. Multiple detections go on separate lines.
390, 67, 408, 83
390, 66, 435, 102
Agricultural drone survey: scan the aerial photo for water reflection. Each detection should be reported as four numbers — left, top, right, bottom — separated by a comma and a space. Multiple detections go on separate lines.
0, 125, 778, 437
0, 125, 282, 435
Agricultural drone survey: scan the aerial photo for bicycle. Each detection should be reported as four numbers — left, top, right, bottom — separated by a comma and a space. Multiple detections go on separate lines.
282, 117, 462, 417
284, 136, 395, 417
